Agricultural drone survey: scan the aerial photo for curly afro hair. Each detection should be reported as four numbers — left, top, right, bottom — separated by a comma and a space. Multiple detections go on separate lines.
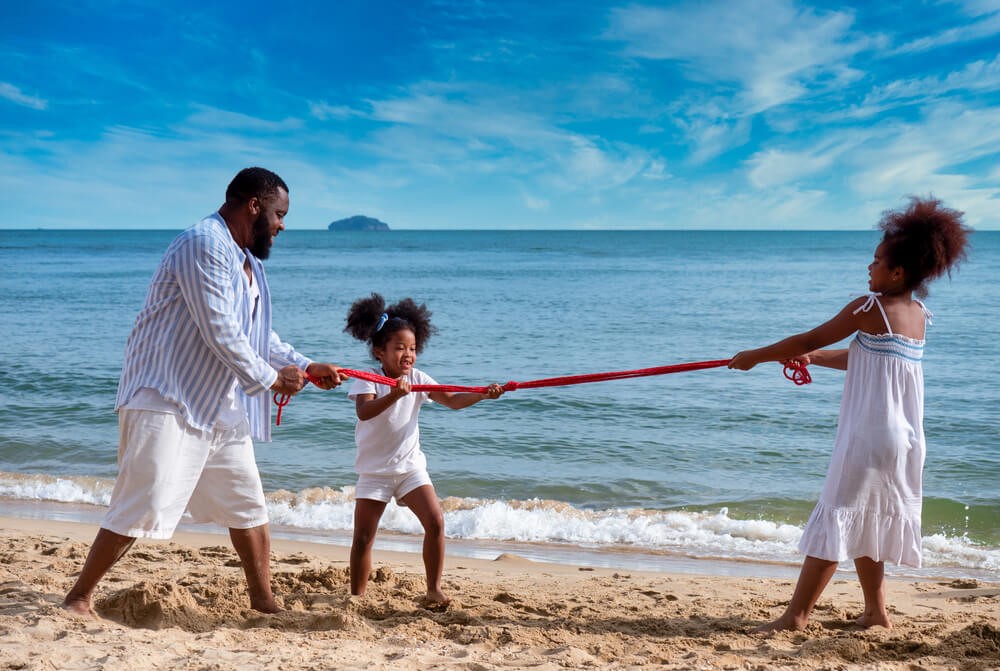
878, 196, 971, 298
344, 293, 437, 356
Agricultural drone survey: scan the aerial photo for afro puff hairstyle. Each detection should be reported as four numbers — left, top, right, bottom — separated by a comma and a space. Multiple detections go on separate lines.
344, 293, 437, 356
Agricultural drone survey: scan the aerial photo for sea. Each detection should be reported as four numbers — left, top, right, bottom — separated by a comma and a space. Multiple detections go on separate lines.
1, 228, 997, 581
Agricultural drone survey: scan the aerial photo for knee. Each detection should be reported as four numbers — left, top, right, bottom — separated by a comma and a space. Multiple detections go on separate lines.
422, 512, 445, 538
353, 527, 378, 550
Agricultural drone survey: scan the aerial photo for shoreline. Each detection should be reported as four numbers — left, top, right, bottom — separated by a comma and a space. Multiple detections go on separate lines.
1, 514, 998, 670
2, 497, 996, 583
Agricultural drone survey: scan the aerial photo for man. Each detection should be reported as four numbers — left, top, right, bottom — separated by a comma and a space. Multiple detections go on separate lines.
63, 167, 342, 616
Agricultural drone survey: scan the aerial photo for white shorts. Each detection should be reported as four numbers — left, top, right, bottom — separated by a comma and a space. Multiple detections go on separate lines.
355, 469, 433, 504
101, 409, 269, 539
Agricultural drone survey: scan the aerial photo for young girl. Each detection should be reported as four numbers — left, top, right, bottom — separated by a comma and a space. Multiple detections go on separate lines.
729, 197, 970, 633
343, 293, 503, 608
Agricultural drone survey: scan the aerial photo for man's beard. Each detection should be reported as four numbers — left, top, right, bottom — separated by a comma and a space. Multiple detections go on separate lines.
248, 211, 272, 260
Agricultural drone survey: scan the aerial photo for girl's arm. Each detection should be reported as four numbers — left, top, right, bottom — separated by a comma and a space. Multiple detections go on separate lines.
355, 377, 411, 420
729, 298, 866, 371
429, 383, 504, 410
795, 349, 849, 370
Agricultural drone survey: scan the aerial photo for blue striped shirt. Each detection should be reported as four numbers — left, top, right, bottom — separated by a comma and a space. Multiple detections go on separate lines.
115, 213, 310, 441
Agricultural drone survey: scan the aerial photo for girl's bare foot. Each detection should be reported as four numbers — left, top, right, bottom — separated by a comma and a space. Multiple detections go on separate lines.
753, 613, 807, 633
61, 598, 99, 619
856, 612, 892, 629
249, 596, 282, 614
419, 590, 451, 611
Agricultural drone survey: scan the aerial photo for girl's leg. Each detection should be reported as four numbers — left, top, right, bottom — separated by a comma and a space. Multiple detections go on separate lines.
400, 485, 448, 605
854, 556, 892, 629
350, 499, 387, 596
756, 555, 838, 632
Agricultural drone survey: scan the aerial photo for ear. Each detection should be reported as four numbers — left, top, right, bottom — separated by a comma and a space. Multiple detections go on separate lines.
247, 196, 262, 217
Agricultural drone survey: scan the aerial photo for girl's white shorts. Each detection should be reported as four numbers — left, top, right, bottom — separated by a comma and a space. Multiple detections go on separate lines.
355, 469, 433, 504
101, 408, 269, 539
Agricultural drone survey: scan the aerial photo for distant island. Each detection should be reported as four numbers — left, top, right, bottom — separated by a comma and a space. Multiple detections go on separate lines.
327, 215, 391, 231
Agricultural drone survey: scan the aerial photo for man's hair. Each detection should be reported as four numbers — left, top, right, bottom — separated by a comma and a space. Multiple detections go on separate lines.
225, 167, 288, 206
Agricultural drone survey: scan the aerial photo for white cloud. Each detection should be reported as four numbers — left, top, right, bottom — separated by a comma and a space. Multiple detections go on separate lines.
0, 82, 47, 110
521, 192, 550, 211
308, 101, 362, 120
891, 5, 1000, 54
360, 84, 658, 193
841, 105, 1000, 229
861, 53, 1000, 108
605, 0, 871, 113
678, 114, 752, 164
185, 104, 305, 133
747, 148, 837, 189
956, 0, 1000, 16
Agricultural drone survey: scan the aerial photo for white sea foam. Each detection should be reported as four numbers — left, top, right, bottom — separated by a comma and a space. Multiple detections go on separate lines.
0, 473, 112, 506
3, 472, 996, 574
264, 489, 1000, 572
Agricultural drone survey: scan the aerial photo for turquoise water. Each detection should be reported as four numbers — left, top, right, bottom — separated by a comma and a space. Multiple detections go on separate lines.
1, 229, 997, 576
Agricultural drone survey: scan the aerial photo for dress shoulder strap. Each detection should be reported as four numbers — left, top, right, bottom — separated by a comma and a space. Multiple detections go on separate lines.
852, 292, 893, 335
914, 299, 934, 326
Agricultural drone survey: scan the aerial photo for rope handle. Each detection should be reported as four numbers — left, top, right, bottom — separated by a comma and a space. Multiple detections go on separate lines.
273, 359, 811, 426
783, 359, 812, 385
273, 372, 323, 426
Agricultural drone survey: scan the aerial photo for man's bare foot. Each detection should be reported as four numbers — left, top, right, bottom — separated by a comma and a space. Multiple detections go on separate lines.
61, 597, 99, 619
752, 613, 806, 633
855, 612, 892, 629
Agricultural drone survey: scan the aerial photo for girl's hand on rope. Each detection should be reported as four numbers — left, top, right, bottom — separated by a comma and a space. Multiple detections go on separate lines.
388, 376, 411, 399
483, 383, 504, 399
727, 350, 759, 370
782, 354, 811, 368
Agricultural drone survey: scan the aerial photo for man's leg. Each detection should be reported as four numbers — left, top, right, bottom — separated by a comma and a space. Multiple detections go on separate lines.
62, 528, 136, 616
229, 523, 279, 613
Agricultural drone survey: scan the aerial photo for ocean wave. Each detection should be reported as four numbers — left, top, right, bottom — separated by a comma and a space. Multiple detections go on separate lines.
0, 472, 112, 506
3, 472, 996, 573
264, 485, 999, 572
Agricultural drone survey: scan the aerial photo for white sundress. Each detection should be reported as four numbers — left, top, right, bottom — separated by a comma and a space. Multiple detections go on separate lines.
798, 293, 932, 568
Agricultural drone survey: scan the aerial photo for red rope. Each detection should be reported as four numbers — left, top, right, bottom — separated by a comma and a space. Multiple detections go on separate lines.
273, 359, 811, 425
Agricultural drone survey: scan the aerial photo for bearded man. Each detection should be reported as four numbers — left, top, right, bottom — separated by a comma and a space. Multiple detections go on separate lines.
64, 167, 342, 616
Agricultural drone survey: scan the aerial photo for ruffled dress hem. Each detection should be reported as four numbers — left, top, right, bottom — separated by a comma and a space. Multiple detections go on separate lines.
799, 502, 922, 568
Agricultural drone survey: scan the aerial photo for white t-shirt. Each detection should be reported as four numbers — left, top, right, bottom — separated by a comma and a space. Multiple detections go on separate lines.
214, 270, 260, 429
348, 367, 438, 475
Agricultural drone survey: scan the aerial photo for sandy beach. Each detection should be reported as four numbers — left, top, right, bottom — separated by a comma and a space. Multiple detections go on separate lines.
0, 516, 996, 670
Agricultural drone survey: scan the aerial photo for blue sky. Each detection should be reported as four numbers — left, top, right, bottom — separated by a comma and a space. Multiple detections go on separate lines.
2, 1, 998, 230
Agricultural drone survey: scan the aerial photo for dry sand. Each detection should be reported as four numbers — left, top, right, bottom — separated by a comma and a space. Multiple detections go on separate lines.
0, 515, 997, 670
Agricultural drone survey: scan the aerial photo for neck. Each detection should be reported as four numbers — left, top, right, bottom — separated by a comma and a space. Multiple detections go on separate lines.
218, 204, 250, 249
